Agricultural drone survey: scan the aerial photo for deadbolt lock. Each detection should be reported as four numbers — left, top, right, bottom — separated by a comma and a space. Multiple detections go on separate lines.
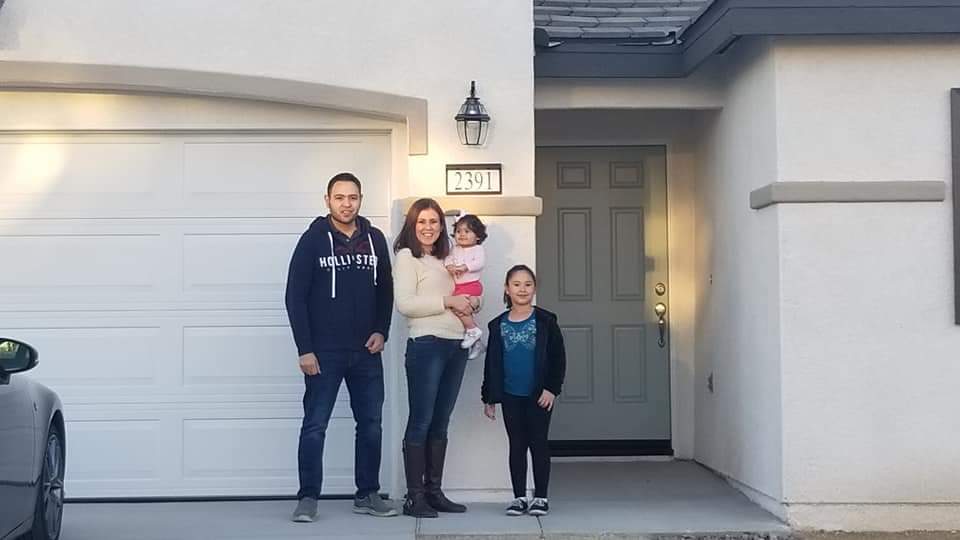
655, 283, 666, 296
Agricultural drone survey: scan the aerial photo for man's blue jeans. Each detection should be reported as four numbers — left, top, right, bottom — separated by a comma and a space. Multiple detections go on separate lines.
297, 350, 384, 500
403, 336, 468, 445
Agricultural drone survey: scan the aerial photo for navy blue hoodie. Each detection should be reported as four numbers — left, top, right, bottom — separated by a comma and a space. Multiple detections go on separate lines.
285, 215, 393, 355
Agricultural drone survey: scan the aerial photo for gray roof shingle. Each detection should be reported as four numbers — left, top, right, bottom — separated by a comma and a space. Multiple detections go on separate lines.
535, 0, 715, 41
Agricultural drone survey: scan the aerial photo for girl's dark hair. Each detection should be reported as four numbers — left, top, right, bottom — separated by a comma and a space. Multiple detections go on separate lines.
503, 264, 537, 308
452, 214, 488, 244
393, 198, 451, 259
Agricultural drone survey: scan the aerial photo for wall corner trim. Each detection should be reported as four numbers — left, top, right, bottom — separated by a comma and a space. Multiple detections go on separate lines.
750, 181, 947, 210
398, 196, 543, 217
0, 60, 429, 155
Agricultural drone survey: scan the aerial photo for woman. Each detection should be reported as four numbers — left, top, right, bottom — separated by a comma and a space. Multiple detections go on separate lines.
393, 198, 475, 518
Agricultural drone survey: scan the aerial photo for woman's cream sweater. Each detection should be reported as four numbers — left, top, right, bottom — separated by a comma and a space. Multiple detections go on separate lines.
393, 248, 465, 340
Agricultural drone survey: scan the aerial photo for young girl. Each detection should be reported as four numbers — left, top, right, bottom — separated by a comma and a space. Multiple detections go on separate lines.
481, 265, 566, 517
443, 214, 487, 359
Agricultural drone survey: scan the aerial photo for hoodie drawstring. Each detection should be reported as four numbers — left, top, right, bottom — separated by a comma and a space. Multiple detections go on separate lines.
368, 233, 378, 286
326, 227, 378, 298
328, 231, 336, 299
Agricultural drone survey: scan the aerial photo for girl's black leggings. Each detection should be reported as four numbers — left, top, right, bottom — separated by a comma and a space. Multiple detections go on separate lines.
501, 393, 553, 498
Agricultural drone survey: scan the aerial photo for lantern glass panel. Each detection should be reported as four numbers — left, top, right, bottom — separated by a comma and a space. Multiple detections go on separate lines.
466, 120, 485, 146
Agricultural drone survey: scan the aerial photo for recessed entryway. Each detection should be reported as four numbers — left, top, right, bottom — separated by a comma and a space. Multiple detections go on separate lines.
536, 146, 671, 456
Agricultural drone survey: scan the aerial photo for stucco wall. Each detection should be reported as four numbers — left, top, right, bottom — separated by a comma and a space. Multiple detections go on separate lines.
693, 38, 784, 505
0, 0, 535, 498
0, 0, 535, 197
535, 69, 724, 111
772, 36, 960, 528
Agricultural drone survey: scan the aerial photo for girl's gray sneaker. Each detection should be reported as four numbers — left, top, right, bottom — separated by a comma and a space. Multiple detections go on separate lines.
292, 497, 318, 522
529, 497, 549, 516
505, 497, 528, 516
353, 493, 399, 517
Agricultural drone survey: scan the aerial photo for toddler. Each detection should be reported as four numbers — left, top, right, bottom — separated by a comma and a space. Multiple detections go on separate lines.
444, 214, 486, 359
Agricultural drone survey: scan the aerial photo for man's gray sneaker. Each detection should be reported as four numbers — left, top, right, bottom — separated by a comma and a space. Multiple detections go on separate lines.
353, 493, 399, 517
292, 497, 318, 522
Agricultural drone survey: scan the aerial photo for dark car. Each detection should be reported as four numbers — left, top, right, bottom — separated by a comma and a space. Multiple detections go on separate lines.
0, 339, 64, 540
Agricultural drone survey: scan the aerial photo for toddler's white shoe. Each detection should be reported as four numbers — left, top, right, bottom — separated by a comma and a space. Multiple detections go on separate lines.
467, 339, 486, 360
461, 327, 483, 349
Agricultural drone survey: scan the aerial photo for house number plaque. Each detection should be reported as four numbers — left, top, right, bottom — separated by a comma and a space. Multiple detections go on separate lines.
446, 163, 502, 195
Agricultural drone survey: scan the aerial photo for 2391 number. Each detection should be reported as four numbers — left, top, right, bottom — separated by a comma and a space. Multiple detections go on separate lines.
446, 165, 501, 194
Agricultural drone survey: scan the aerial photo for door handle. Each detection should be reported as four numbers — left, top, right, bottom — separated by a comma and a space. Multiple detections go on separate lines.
654, 302, 667, 347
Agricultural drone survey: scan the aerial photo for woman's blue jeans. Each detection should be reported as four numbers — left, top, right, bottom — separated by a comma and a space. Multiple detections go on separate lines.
403, 336, 469, 445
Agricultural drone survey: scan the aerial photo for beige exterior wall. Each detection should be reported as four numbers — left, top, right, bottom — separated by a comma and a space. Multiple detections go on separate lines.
772, 35, 960, 530
536, 34, 960, 530
0, 0, 536, 197
692, 38, 784, 508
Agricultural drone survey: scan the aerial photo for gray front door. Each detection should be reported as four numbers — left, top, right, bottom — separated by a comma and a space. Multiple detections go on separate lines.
536, 146, 670, 444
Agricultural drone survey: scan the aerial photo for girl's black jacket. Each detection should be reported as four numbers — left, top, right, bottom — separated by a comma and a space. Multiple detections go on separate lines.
481, 306, 567, 404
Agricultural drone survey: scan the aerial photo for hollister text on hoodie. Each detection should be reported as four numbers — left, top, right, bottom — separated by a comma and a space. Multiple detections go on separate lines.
285, 215, 394, 355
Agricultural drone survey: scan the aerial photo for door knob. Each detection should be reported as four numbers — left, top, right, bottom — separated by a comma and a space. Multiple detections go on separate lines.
654, 302, 667, 347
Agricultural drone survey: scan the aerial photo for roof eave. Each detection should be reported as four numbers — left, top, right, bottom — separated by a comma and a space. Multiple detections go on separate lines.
535, 0, 960, 78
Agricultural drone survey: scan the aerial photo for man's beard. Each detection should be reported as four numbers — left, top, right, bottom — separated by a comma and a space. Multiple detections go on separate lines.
330, 210, 357, 226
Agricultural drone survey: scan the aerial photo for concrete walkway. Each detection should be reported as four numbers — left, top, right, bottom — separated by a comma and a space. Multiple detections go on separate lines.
60, 461, 789, 540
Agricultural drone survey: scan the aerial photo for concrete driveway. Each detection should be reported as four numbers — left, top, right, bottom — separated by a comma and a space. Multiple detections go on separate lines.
59, 461, 789, 540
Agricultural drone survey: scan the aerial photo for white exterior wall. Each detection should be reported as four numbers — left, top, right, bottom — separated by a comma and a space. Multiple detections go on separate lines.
0, 0, 535, 197
772, 36, 960, 529
536, 68, 724, 110
0, 0, 536, 498
693, 38, 784, 507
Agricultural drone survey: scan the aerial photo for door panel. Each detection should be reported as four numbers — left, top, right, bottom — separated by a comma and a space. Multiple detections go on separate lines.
536, 146, 670, 442
0, 376, 35, 534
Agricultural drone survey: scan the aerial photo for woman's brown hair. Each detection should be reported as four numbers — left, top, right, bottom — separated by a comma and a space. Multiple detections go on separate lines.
393, 198, 451, 259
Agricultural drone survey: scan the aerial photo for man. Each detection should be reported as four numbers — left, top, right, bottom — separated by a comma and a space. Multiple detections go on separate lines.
285, 172, 396, 521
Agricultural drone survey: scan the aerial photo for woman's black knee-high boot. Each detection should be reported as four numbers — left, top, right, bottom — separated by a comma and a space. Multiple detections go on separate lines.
403, 443, 438, 518
424, 439, 467, 513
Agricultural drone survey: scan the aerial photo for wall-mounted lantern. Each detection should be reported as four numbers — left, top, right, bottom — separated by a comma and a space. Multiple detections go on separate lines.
455, 81, 490, 146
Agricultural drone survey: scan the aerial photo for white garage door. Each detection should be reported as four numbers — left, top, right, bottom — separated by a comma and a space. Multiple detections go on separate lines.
0, 129, 393, 498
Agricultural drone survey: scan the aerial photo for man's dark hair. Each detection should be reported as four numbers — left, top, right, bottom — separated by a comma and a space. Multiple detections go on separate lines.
452, 214, 488, 244
327, 172, 362, 195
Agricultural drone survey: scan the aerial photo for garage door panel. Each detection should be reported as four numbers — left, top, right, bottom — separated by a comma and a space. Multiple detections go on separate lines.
66, 419, 164, 482
184, 139, 363, 194
0, 139, 179, 196
0, 133, 391, 220
2, 220, 307, 310
182, 233, 298, 297
3, 215, 391, 311
0, 233, 164, 294
13, 316, 314, 400
182, 325, 300, 386
182, 417, 300, 479
63, 403, 359, 497
182, 136, 391, 218
9, 327, 164, 387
